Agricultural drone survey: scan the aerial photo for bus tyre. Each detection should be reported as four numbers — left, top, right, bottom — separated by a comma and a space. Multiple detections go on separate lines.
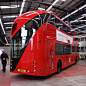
75, 57, 77, 64
57, 61, 61, 74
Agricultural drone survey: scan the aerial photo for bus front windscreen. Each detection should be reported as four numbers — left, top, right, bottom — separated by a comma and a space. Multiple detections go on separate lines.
11, 19, 39, 58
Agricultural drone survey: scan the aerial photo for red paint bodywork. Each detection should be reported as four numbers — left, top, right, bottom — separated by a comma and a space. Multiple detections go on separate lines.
11, 10, 79, 76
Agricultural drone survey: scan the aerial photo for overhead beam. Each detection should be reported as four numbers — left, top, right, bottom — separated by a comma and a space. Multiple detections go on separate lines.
19, 0, 26, 16
45, 2, 65, 11
59, 0, 84, 18
0, 8, 8, 43
62, 3, 86, 20
47, 0, 61, 11
26, 0, 76, 11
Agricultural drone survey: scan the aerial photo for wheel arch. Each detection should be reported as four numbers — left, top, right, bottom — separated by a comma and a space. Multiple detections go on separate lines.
57, 59, 62, 69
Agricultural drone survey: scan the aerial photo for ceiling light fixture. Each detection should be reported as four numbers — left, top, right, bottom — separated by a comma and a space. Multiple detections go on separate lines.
0, 5, 20, 9
5, 37, 8, 43
46, 0, 59, 11
3, 15, 17, 18
67, 16, 84, 24
62, 4, 86, 20
4, 22, 13, 24
0, 18, 5, 34
46, 0, 66, 11
78, 25, 86, 28
19, 0, 26, 16
38, 7, 45, 10
73, 25, 86, 31
6, 27, 12, 29
79, 20, 86, 22
62, 0, 66, 1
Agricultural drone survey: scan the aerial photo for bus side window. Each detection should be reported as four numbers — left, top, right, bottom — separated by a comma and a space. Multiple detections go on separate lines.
55, 18, 63, 29
34, 16, 41, 27
48, 15, 55, 26
55, 43, 64, 55
55, 43, 59, 55
40, 13, 46, 24
55, 43, 71, 55
63, 45, 71, 55
55, 18, 74, 36
72, 46, 75, 53
43, 13, 50, 23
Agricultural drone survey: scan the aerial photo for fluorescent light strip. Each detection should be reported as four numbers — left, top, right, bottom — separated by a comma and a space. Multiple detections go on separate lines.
70, 19, 86, 23
6, 27, 12, 29
70, 20, 78, 23
73, 25, 86, 31
19, 0, 26, 16
78, 16, 84, 20
0, 18, 8, 43
69, 17, 84, 24
47, 0, 59, 11
0, 5, 20, 9
62, 4, 86, 20
72, 28, 78, 31
78, 25, 86, 28
5, 37, 8, 43
0, 18, 5, 34
62, 0, 66, 1
79, 20, 86, 22
38, 7, 45, 10
3, 15, 17, 18
4, 22, 13, 24
46, 0, 66, 11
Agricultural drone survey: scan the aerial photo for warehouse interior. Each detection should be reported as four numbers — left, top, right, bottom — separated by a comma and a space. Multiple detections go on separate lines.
0, 0, 86, 86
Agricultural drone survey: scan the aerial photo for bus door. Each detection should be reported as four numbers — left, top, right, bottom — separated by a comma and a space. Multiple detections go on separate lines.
48, 43, 54, 74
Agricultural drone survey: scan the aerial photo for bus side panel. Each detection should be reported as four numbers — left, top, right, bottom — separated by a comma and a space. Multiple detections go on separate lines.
44, 23, 57, 75
30, 25, 46, 76
30, 41, 45, 76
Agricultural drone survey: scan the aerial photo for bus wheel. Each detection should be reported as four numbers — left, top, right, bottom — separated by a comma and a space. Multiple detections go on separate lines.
75, 57, 77, 64
57, 60, 61, 74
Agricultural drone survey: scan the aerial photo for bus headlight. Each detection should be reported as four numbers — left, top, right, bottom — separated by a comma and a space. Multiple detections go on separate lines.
27, 70, 29, 73
33, 69, 36, 72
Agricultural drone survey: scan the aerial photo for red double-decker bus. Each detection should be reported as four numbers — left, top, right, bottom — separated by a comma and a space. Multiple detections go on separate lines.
10, 10, 79, 76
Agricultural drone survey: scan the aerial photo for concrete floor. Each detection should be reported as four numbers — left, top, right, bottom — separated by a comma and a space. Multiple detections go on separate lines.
0, 59, 86, 86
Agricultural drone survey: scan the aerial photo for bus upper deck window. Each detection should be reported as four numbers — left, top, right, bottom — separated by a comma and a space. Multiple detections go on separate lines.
12, 23, 17, 34
48, 15, 55, 26
43, 13, 50, 23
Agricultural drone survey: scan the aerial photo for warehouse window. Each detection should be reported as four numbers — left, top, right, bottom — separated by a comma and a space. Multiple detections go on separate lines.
85, 37, 86, 41
81, 47, 84, 52
81, 37, 84, 41
79, 38, 80, 42
77, 47, 80, 52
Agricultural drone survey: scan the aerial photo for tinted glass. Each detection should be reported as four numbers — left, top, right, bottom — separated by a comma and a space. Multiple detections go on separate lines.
11, 16, 41, 58
55, 43, 71, 55
12, 23, 17, 34
81, 37, 84, 41
48, 15, 55, 26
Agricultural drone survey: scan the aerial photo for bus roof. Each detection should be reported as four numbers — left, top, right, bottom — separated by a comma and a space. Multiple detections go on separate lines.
11, 10, 77, 38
